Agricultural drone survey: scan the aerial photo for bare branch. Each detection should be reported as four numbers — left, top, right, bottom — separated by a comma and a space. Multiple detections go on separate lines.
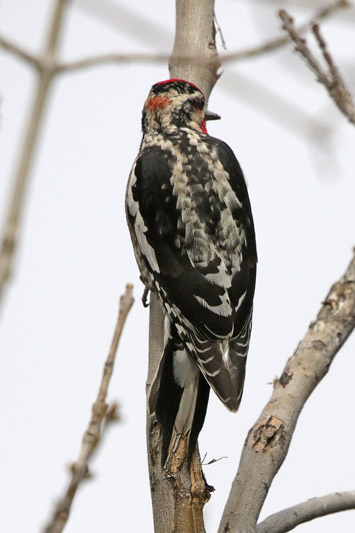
0, 0, 69, 306
43, 284, 134, 533
54, 0, 350, 74
0, 35, 40, 69
219, 252, 355, 532
257, 490, 355, 533
55, 52, 171, 73
279, 8, 355, 125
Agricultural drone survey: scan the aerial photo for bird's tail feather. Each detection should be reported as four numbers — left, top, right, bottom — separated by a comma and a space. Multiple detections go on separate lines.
148, 325, 250, 465
148, 331, 210, 466
191, 335, 247, 412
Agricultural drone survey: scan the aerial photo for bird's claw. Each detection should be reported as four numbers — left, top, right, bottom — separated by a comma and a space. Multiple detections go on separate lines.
142, 287, 150, 307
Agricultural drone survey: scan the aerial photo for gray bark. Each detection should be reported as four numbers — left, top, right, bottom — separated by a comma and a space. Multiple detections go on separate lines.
256, 490, 355, 533
169, 0, 221, 100
219, 253, 355, 532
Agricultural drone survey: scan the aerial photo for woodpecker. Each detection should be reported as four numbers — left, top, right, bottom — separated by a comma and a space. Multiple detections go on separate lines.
126, 79, 257, 465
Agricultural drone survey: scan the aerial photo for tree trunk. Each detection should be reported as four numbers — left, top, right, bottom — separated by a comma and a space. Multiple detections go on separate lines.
146, 1, 221, 531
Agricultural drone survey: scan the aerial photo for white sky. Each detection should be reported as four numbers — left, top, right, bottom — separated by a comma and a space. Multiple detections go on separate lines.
0, 1, 355, 532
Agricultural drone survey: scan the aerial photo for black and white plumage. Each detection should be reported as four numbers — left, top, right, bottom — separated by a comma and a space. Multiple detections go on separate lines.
126, 79, 257, 465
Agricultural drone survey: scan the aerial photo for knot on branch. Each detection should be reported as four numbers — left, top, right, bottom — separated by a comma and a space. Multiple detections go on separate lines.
70, 462, 90, 480
278, 371, 293, 388
323, 279, 355, 313
247, 416, 285, 454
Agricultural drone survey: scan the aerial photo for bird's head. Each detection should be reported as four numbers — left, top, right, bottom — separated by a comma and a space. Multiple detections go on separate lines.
142, 79, 209, 135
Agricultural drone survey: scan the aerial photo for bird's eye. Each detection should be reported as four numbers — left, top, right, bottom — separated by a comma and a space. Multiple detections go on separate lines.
183, 101, 194, 114
183, 98, 203, 116
194, 97, 204, 110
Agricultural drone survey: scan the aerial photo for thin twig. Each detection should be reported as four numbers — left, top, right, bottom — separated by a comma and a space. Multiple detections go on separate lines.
0, 35, 40, 69
279, 8, 355, 125
214, 14, 227, 50
219, 252, 355, 532
312, 24, 340, 82
257, 490, 355, 533
55, 52, 171, 72
202, 456, 227, 466
43, 284, 134, 533
222, 0, 350, 63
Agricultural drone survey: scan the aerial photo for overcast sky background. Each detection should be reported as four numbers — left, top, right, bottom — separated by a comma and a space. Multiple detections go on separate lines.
1, 1, 355, 532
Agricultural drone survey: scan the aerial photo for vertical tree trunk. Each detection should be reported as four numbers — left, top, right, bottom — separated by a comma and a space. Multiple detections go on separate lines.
169, 0, 221, 100
146, 1, 221, 531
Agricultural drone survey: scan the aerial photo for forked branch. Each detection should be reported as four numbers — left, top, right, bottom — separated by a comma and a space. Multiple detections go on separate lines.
222, 0, 349, 64
0, 0, 69, 306
279, 8, 355, 125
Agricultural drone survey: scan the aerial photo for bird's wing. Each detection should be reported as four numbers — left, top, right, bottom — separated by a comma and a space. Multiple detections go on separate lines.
126, 137, 256, 414
126, 143, 237, 340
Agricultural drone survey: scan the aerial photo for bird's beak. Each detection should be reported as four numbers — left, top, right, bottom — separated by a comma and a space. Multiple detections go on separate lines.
205, 110, 221, 121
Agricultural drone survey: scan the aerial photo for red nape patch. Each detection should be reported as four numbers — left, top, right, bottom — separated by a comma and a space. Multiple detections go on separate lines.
156, 79, 204, 96
201, 119, 208, 134
147, 95, 171, 111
